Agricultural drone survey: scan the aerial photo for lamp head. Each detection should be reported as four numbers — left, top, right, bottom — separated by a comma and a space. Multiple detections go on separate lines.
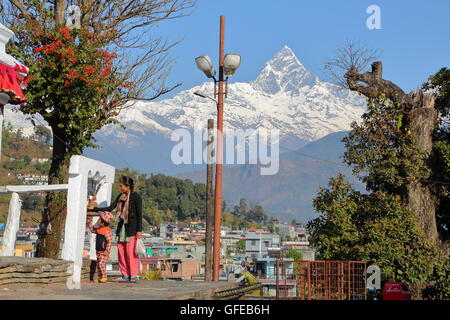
223, 53, 241, 77
195, 55, 216, 79
194, 90, 209, 99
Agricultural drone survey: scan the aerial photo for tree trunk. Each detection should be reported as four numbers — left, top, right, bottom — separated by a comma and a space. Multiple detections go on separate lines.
403, 93, 442, 249
54, 0, 67, 26
36, 127, 71, 259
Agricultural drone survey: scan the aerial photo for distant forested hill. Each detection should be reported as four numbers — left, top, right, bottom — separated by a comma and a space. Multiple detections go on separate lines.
113, 169, 267, 229
0, 123, 52, 225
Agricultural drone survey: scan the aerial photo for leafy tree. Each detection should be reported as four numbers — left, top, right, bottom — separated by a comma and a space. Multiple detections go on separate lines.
308, 175, 443, 286
312, 58, 449, 298
116, 171, 206, 225
4, 0, 194, 258
233, 198, 250, 218
236, 239, 245, 253
342, 61, 445, 249
222, 200, 228, 212
233, 198, 269, 224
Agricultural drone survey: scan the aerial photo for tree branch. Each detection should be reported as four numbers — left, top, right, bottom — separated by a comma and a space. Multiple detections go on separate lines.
9, 0, 33, 21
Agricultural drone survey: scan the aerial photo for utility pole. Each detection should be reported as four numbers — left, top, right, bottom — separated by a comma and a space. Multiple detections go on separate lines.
213, 15, 225, 282
205, 119, 215, 282
194, 15, 240, 281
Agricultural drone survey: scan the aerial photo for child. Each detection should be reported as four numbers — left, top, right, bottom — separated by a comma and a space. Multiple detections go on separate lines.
87, 212, 113, 283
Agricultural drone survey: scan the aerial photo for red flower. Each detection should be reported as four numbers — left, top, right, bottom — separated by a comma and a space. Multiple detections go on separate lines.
67, 69, 79, 80
84, 66, 95, 74
33, 46, 44, 53
64, 80, 71, 87
100, 50, 109, 58
60, 27, 70, 37
66, 48, 75, 55
100, 69, 111, 77
68, 55, 77, 64
43, 41, 61, 54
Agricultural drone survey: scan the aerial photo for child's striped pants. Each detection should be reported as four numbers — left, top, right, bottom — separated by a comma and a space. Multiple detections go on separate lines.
96, 252, 108, 279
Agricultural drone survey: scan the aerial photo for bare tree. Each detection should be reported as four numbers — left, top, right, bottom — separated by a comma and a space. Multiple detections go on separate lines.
325, 41, 379, 88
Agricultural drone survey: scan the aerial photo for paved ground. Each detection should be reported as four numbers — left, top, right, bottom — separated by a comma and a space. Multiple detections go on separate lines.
0, 280, 239, 300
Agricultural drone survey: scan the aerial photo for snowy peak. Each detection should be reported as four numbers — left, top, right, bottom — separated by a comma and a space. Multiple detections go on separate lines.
252, 46, 318, 95
5, 45, 367, 149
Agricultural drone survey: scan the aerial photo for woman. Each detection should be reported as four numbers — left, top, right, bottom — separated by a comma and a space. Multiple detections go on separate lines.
88, 176, 143, 283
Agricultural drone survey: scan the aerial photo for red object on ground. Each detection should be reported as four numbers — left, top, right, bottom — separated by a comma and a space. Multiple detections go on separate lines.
382, 282, 412, 300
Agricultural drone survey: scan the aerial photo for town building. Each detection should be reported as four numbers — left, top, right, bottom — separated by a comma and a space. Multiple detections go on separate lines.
281, 241, 315, 261
275, 223, 296, 240
252, 257, 295, 296
245, 228, 280, 258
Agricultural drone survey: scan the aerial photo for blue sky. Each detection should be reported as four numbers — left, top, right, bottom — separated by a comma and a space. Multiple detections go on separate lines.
151, 0, 450, 99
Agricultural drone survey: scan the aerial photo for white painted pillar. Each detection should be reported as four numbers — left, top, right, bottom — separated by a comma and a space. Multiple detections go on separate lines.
1, 192, 22, 256
62, 170, 86, 289
62, 155, 115, 289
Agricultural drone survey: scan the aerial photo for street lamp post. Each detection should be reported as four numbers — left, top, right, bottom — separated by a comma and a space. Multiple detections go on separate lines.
194, 16, 241, 281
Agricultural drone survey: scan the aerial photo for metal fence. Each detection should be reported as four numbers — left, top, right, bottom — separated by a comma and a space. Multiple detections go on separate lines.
275, 260, 366, 300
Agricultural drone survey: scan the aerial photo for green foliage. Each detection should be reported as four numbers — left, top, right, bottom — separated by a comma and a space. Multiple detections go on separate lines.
7, 19, 127, 156
115, 170, 206, 224
284, 249, 303, 261
308, 175, 444, 284
343, 95, 431, 194
232, 198, 269, 225
423, 67, 450, 119
423, 258, 450, 300
143, 270, 163, 281
423, 68, 450, 242
236, 239, 245, 253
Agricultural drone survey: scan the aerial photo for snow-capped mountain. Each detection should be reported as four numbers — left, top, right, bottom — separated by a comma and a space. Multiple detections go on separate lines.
4, 45, 367, 174
100, 45, 366, 145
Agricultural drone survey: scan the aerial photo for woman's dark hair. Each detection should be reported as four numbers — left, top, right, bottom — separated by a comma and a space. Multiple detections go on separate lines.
119, 176, 134, 192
